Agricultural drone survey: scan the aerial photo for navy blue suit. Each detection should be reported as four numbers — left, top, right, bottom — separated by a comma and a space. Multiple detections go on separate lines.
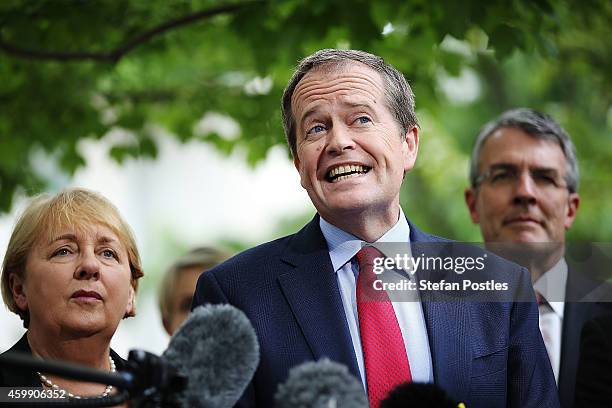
558, 246, 612, 407
193, 216, 559, 407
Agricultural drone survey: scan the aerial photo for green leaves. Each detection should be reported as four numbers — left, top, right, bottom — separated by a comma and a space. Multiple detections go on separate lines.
1, 0, 611, 239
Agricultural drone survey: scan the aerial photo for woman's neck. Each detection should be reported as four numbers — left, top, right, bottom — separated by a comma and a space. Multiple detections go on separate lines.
27, 326, 112, 369
27, 327, 116, 399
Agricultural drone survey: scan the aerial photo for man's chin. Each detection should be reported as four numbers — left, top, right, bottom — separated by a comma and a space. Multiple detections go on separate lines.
315, 197, 386, 223
317, 192, 377, 212
320, 202, 371, 217
486, 234, 561, 267
497, 224, 548, 243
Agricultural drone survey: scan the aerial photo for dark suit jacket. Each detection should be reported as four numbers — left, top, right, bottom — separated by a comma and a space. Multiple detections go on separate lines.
558, 247, 612, 407
193, 216, 559, 407
0, 333, 126, 388
574, 313, 612, 407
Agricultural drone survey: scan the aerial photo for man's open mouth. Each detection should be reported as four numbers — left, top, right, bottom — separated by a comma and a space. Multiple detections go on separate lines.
326, 165, 371, 183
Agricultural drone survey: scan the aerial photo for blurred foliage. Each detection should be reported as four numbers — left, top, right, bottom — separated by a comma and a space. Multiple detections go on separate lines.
0, 0, 611, 240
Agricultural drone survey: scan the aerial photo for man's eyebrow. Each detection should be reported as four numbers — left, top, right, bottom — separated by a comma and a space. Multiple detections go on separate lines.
487, 162, 561, 174
487, 163, 518, 171
342, 101, 374, 110
299, 107, 320, 129
531, 167, 561, 174
298, 101, 375, 128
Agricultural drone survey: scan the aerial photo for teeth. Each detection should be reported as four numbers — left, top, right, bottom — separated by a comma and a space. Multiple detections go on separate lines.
327, 165, 370, 181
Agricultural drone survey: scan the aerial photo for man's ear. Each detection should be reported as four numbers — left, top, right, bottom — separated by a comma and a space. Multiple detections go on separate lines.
564, 193, 580, 230
293, 154, 308, 189
9, 273, 28, 312
293, 155, 301, 173
464, 187, 480, 224
402, 127, 419, 172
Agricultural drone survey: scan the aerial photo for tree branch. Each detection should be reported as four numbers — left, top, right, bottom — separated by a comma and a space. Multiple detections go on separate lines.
0, 1, 263, 63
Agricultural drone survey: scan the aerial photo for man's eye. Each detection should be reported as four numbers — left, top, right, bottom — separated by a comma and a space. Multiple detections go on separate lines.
533, 173, 558, 185
307, 125, 326, 134
355, 116, 371, 124
490, 171, 513, 182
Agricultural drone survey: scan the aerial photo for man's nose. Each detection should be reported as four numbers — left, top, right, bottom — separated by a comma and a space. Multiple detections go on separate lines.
512, 171, 537, 206
326, 123, 356, 155
74, 250, 101, 280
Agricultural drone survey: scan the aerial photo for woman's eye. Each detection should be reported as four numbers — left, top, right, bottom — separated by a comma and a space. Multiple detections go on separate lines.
101, 249, 117, 259
53, 248, 71, 257
307, 125, 326, 134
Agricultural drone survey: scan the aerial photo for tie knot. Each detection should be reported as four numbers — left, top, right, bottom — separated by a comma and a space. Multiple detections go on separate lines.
356, 246, 384, 270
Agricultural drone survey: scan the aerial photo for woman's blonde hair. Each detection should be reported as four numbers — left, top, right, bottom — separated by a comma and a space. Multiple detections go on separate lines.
1, 188, 144, 326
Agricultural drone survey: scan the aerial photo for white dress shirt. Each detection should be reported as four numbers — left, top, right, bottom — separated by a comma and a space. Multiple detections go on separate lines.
533, 258, 567, 384
319, 210, 434, 388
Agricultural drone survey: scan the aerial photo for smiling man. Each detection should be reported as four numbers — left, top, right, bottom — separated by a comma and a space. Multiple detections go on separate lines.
465, 108, 611, 407
194, 50, 558, 407
288, 61, 417, 242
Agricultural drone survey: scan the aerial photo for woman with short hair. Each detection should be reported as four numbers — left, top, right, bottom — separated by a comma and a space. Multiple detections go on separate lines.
0, 188, 143, 401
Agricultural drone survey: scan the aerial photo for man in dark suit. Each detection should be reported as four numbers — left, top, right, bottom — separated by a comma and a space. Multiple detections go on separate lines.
575, 313, 612, 407
194, 50, 558, 407
465, 108, 611, 407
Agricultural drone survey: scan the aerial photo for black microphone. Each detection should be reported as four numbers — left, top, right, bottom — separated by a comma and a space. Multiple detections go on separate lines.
0, 304, 259, 408
162, 304, 260, 408
274, 359, 368, 408
380, 382, 460, 408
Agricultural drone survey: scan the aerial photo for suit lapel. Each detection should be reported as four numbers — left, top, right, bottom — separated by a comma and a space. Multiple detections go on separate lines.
409, 220, 472, 401
559, 300, 589, 401
277, 216, 362, 381
420, 296, 472, 401
276, 215, 474, 396
559, 263, 604, 403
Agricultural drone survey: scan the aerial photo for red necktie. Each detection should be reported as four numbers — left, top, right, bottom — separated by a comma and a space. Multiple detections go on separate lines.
356, 246, 412, 408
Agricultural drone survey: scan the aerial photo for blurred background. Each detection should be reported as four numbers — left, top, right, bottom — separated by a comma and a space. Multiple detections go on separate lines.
1, 0, 611, 354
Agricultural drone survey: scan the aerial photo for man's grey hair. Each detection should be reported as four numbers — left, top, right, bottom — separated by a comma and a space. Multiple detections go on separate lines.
469, 108, 579, 193
281, 49, 418, 157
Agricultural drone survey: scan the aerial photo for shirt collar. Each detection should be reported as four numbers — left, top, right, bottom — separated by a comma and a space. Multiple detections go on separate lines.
533, 257, 567, 318
319, 209, 412, 273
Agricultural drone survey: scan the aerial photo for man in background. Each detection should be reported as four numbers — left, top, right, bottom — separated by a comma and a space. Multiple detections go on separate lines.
465, 108, 611, 407
159, 246, 229, 336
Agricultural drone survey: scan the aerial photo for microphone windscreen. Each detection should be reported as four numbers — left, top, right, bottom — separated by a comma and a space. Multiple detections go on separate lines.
274, 359, 368, 408
380, 382, 458, 408
163, 304, 259, 408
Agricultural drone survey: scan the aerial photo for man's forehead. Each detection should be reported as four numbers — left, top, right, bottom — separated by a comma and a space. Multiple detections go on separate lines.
479, 127, 566, 167
291, 62, 385, 113
293, 62, 383, 96
305, 59, 375, 78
